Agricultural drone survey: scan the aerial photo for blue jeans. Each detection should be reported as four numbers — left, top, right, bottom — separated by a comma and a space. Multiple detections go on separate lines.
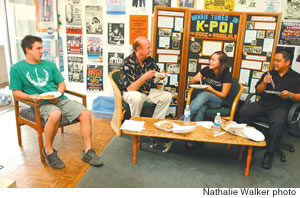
179, 91, 223, 121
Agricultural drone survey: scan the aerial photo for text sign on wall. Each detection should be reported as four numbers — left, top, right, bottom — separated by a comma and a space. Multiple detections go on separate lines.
190, 14, 240, 40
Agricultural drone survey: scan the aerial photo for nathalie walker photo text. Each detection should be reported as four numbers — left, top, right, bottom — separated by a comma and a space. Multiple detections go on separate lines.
203, 188, 296, 197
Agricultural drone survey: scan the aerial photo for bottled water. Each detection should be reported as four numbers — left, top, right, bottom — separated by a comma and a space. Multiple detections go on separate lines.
184, 105, 190, 126
213, 112, 222, 134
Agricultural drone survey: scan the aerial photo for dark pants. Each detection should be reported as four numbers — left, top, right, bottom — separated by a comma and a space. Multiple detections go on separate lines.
239, 102, 288, 154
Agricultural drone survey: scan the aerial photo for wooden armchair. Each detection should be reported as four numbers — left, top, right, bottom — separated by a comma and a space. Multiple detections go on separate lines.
14, 90, 86, 162
186, 78, 243, 121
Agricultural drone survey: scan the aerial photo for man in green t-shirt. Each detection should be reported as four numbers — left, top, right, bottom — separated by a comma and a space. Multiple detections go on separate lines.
10, 35, 103, 169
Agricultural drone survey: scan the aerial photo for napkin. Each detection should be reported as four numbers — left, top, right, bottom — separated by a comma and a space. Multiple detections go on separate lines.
196, 121, 214, 129
120, 120, 145, 132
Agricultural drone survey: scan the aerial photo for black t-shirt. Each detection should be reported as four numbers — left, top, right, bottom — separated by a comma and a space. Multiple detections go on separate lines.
256, 68, 300, 111
200, 66, 232, 92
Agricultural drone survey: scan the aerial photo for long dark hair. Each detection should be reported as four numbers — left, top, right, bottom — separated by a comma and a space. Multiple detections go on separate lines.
210, 51, 230, 79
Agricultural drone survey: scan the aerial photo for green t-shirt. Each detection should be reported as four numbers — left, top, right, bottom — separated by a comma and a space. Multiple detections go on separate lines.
9, 60, 67, 101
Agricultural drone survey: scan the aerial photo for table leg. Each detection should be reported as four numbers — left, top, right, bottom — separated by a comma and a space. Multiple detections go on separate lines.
238, 146, 245, 161
138, 136, 141, 150
132, 135, 137, 165
244, 146, 253, 176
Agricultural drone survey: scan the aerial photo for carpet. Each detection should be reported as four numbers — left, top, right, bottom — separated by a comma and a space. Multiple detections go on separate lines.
76, 134, 299, 188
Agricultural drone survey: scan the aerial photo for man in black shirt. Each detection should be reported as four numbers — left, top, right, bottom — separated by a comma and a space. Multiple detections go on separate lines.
239, 49, 300, 169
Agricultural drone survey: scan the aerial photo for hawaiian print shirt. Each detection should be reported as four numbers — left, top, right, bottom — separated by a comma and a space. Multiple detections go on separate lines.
119, 52, 160, 94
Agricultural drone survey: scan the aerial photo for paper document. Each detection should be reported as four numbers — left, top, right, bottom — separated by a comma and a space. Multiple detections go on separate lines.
120, 120, 145, 132
196, 121, 214, 129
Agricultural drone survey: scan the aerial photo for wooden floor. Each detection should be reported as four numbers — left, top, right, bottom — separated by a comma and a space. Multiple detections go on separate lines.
0, 109, 115, 188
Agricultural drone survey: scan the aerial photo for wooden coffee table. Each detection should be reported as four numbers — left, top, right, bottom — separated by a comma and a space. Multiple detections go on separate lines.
121, 117, 266, 176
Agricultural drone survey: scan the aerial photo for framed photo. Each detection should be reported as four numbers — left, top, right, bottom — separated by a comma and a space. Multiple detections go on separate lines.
243, 86, 249, 93
246, 21, 254, 29
166, 63, 180, 73
223, 42, 235, 57
252, 46, 262, 54
243, 46, 253, 53
252, 71, 264, 79
262, 62, 270, 72
172, 32, 181, 40
188, 59, 197, 72
159, 28, 172, 36
172, 40, 180, 49
251, 40, 257, 45
257, 31, 265, 39
266, 30, 274, 38
159, 37, 170, 48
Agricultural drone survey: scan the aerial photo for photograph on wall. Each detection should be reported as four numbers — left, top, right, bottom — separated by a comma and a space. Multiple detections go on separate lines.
172, 40, 180, 49
188, 59, 197, 72
166, 63, 180, 73
87, 36, 103, 64
239, 68, 250, 90
108, 23, 125, 45
41, 35, 56, 63
106, 0, 126, 15
204, 0, 235, 11
261, 0, 282, 12
266, 31, 274, 38
153, 0, 171, 13
223, 42, 235, 57
36, 0, 54, 32
278, 22, 300, 46
132, 0, 146, 8
178, 0, 196, 8
235, 0, 257, 11
66, 27, 83, 55
68, 56, 83, 83
174, 17, 184, 32
284, 0, 300, 20
256, 30, 265, 39
65, 0, 82, 26
172, 32, 181, 41
108, 52, 124, 74
87, 65, 103, 91
130, 15, 148, 44
86, 6, 103, 35
252, 71, 263, 79
166, 106, 176, 117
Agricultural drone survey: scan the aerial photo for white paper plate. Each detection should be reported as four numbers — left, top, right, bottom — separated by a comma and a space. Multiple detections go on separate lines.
189, 84, 208, 89
155, 73, 169, 78
172, 125, 196, 133
243, 127, 265, 141
39, 91, 62, 100
154, 121, 179, 132
265, 90, 281, 95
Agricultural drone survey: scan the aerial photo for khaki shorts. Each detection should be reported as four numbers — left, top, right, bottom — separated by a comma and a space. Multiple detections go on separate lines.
40, 99, 86, 123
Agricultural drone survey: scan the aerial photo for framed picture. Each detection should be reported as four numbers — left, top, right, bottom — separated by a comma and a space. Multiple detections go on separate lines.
172, 40, 180, 49
246, 21, 254, 29
172, 32, 181, 40
251, 40, 257, 45
166, 63, 180, 73
266, 30, 274, 38
243, 46, 253, 53
262, 62, 270, 72
188, 59, 197, 72
223, 42, 235, 57
159, 28, 172, 36
243, 86, 249, 93
252, 71, 264, 79
257, 31, 265, 39
253, 46, 262, 54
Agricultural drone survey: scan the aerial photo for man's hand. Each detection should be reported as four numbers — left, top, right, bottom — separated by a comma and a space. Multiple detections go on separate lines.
263, 73, 272, 85
142, 70, 156, 81
30, 94, 42, 103
279, 90, 293, 100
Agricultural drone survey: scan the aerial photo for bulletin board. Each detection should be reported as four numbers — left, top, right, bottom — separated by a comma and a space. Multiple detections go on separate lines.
181, 10, 245, 116
236, 13, 281, 100
152, 7, 189, 118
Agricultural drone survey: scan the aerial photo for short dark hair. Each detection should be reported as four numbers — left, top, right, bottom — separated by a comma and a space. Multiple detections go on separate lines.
21, 35, 42, 55
276, 49, 294, 65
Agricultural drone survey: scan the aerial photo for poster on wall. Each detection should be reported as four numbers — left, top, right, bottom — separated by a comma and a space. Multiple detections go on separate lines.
278, 22, 300, 46
284, 0, 300, 20
106, 0, 126, 15
108, 23, 125, 45
130, 15, 148, 44
35, 0, 54, 32
235, 0, 257, 11
261, 0, 282, 12
66, 27, 83, 55
87, 65, 103, 91
153, 0, 171, 13
87, 37, 103, 63
178, 0, 196, 8
68, 56, 84, 83
65, 0, 82, 26
85, 6, 103, 35
108, 52, 124, 74
204, 0, 235, 11
132, 0, 146, 8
